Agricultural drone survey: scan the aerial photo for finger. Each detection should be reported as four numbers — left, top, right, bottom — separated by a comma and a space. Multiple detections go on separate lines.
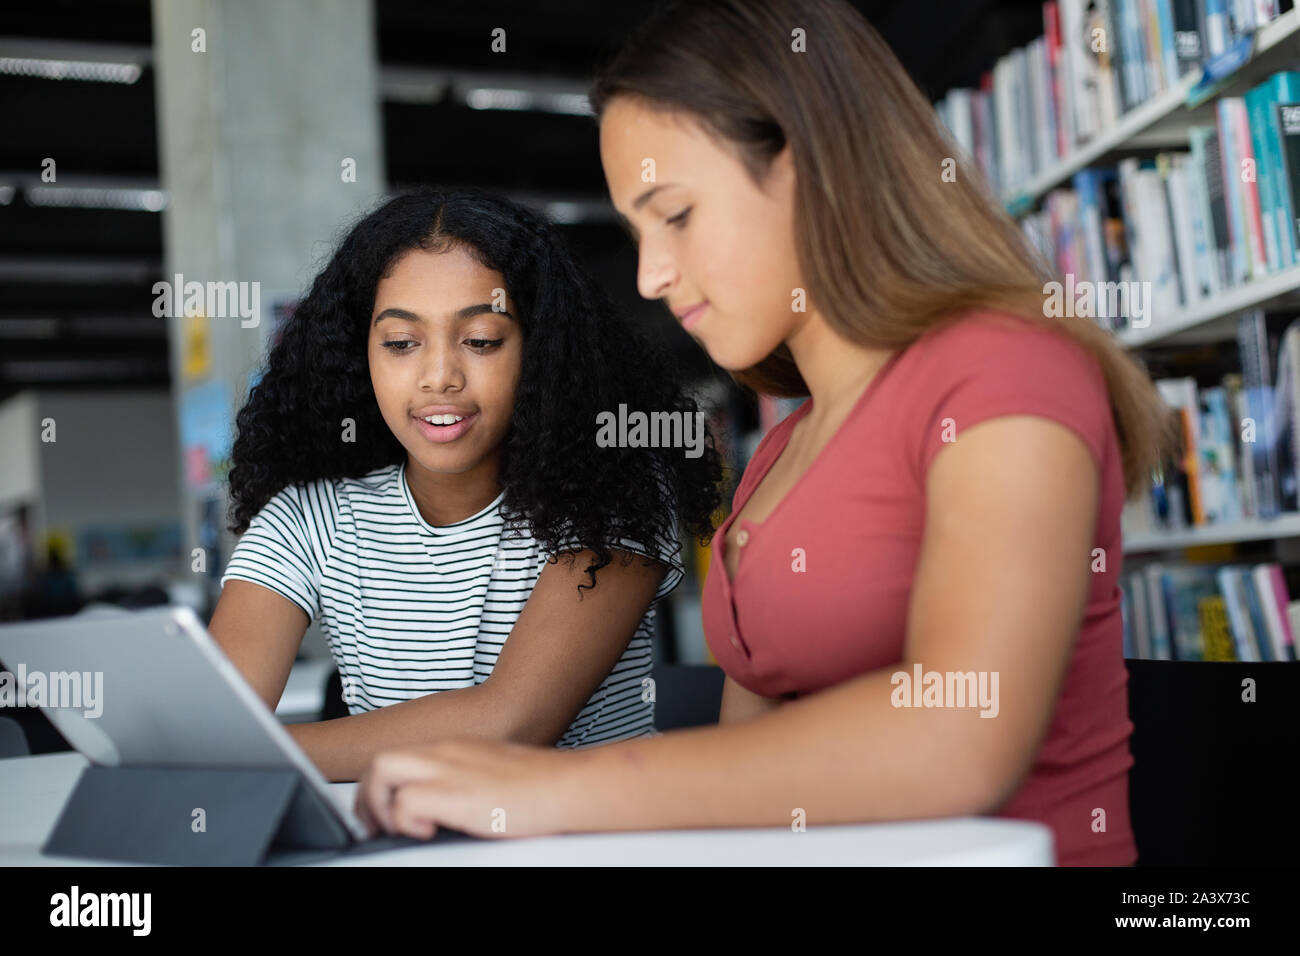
360, 749, 450, 834
353, 771, 379, 837
391, 783, 442, 840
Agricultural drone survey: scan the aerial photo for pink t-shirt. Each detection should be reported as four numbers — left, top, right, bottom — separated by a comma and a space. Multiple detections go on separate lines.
702, 309, 1136, 866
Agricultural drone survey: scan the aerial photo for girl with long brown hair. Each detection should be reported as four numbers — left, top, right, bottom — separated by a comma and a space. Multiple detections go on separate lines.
353, 0, 1176, 865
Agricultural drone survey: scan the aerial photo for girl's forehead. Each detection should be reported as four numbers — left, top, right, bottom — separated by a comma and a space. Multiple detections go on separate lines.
382, 247, 503, 287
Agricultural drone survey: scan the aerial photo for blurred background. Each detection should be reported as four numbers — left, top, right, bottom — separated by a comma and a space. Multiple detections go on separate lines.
0, 0, 1064, 746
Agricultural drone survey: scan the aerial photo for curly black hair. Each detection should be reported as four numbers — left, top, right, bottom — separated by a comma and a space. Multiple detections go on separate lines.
226, 185, 723, 590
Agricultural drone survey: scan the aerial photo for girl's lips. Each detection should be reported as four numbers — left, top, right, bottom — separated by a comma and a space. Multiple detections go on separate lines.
413, 412, 478, 443
680, 302, 707, 330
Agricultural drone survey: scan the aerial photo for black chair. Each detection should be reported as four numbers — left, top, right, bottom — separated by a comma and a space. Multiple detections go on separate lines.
318, 663, 727, 729
1126, 659, 1300, 866
649, 664, 725, 730
321, 667, 349, 721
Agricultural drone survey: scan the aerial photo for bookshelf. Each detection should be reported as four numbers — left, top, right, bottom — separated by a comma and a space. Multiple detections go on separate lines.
1123, 511, 1300, 551
1003, 7, 1300, 213
1117, 260, 1300, 347
936, 3, 1300, 658
1003, 7, 1300, 370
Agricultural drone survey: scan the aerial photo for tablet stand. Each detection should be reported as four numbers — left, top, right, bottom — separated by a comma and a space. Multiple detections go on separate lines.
42, 763, 351, 866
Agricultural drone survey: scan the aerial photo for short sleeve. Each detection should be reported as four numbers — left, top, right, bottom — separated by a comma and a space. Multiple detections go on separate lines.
911, 316, 1111, 480
220, 482, 330, 620
543, 460, 685, 602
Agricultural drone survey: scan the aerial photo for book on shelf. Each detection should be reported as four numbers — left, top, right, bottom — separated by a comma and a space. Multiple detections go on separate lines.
1015, 69, 1300, 336
1122, 308, 1300, 534
935, 0, 1285, 201
1120, 558, 1299, 659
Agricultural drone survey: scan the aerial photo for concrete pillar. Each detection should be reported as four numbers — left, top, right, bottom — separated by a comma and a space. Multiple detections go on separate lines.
151, 0, 385, 611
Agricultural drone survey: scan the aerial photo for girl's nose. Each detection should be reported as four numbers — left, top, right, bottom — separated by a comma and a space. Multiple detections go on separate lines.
636, 239, 679, 301
418, 346, 466, 392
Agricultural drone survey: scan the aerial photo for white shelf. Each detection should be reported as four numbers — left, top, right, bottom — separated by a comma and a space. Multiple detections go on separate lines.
1118, 264, 1300, 349
1002, 8, 1300, 213
1006, 73, 1200, 210
1123, 513, 1300, 553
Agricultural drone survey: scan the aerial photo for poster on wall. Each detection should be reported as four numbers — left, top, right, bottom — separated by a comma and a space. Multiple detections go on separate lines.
179, 380, 233, 495
182, 311, 211, 384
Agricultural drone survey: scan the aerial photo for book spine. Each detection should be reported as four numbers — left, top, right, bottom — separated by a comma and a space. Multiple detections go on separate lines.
1141, 0, 1166, 95
1130, 570, 1152, 658
1075, 171, 1108, 288
1238, 310, 1282, 516
1231, 98, 1269, 277
1155, 0, 1181, 88
1253, 2, 1279, 27
1252, 564, 1289, 660
1253, 1, 1279, 27
1096, 0, 1124, 124
1276, 101, 1300, 267
1240, 568, 1274, 660
1190, 127, 1227, 294
1030, 38, 1055, 173
1274, 320, 1300, 511
1157, 154, 1189, 307
1268, 73, 1300, 267
1245, 84, 1281, 272
1044, 2, 1070, 156
1265, 563, 1297, 659
1218, 99, 1249, 285
1172, 0, 1205, 76
1199, 594, 1238, 661
1205, 0, 1231, 58
1120, 0, 1150, 105
1217, 566, 1256, 660
1145, 563, 1173, 658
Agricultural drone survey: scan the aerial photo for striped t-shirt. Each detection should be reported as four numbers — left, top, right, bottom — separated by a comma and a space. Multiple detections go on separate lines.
219, 460, 683, 747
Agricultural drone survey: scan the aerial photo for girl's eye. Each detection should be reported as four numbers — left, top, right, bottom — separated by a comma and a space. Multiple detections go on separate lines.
666, 207, 691, 228
382, 340, 416, 352
466, 338, 504, 350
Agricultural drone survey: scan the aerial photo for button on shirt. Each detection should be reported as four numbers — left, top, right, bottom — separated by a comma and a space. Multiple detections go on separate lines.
701, 311, 1136, 866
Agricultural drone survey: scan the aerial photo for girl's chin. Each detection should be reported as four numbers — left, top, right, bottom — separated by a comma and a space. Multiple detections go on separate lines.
690, 319, 788, 371
409, 452, 481, 477
702, 340, 780, 372
403, 438, 478, 467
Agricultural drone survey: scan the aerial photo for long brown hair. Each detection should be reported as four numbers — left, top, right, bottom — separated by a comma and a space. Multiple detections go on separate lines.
589, 0, 1178, 499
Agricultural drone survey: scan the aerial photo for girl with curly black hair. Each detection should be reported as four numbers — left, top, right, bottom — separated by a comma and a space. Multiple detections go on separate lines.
208, 186, 722, 781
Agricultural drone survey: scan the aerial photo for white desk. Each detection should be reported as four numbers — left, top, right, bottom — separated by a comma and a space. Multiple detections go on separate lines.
0, 752, 1055, 866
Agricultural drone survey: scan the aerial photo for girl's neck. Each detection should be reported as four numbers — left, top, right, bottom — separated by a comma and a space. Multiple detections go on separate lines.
784, 310, 896, 430
404, 454, 503, 528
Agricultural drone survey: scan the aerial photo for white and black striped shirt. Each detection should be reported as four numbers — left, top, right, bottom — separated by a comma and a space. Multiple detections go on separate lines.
220, 460, 683, 747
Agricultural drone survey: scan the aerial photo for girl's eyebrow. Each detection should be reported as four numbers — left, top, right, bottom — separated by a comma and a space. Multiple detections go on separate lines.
632, 182, 677, 209
372, 303, 514, 327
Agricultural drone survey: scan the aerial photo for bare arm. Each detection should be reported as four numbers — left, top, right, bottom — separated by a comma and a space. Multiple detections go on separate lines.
290, 548, 665, 781
507, 415, 1099, 831
717, 674, 784, 723
208, 579, 310, 713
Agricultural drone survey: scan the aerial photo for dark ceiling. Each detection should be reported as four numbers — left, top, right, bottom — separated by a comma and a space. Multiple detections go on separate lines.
0, 0, 1047, 398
